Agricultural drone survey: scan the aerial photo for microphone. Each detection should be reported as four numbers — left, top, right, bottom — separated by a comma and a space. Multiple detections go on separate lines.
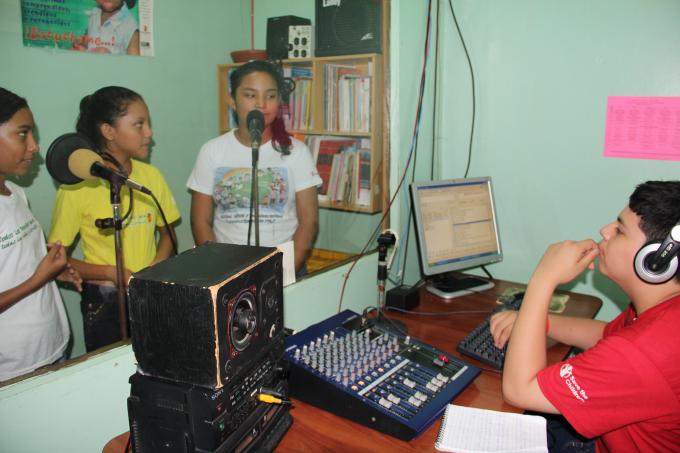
246, 110, 264, 148
46, 133, 151, 194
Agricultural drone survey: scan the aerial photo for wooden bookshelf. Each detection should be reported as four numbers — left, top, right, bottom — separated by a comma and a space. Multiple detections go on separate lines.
217, 53, 385, 214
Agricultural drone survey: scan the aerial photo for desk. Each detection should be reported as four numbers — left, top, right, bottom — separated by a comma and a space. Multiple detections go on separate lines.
104, 278, 601, 452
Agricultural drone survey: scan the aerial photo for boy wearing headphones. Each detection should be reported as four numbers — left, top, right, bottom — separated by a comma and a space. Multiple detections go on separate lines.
490, 180, 680, 451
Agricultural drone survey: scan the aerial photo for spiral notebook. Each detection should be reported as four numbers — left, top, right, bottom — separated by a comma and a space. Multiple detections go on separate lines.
434, 404, 548, 453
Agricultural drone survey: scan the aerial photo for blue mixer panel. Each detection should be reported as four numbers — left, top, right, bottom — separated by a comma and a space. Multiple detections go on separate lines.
284, 310, 480, 440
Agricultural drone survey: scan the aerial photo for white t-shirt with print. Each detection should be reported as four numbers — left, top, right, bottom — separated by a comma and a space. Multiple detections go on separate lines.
187, 130, 321, 247
0, 182, 69, 381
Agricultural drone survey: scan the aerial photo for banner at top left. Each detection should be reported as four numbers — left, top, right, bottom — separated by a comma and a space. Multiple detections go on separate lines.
20, 0, 154, 57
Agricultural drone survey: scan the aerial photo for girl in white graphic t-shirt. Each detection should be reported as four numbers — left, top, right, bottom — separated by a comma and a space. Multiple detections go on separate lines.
0, 87, 81, 381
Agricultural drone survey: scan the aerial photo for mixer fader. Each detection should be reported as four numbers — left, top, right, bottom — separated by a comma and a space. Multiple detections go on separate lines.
285, 310, 480, 440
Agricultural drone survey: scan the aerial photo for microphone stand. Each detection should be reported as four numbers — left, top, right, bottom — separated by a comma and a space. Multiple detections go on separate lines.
250, 144, 260, 246
97, 177, 129, 340
369, 232, 407, 336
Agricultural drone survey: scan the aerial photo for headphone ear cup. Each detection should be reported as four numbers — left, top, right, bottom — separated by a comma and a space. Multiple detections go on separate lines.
634, 242, 679, 284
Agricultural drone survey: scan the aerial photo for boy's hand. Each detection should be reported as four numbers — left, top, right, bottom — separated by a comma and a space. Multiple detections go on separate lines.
532, 239, 599, 287
57, 263, 83, 292
490, 309, 518, 349
35, 242, 68, 283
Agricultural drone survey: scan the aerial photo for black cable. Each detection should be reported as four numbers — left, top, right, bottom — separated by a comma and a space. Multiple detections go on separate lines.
447, 0, 476, 178
101, 152, 178, 256
247, 187, 254, 246
336, 0, 435, 314
386, 307, 492, 316
148, 191, 178, 256
430, 0, 441, 179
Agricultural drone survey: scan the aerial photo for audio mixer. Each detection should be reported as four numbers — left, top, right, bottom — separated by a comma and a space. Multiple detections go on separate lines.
285, 310, 480, 440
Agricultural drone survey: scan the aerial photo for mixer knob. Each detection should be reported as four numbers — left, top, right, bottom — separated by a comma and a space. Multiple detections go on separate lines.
403, 378, 416, 388
378, 397, 393, 409
414, 391, 427, 401
426, 382, 439, 392
408, 396, 422, 407
436, 373, 449, 382
387, 394, 401, 405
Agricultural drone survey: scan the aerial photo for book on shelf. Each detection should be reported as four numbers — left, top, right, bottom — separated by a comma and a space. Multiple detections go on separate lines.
283, 66, 313, 131
356, 148, 372, 206
306, 136, 370, 205
337, 74, 371, 132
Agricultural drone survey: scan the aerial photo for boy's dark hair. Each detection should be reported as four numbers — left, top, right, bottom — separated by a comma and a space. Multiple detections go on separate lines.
629, 181, 680, 281
0, 87, 29, 125
76, 86, 142, 151
229, 60, 293, 155
629, 181, 680, 243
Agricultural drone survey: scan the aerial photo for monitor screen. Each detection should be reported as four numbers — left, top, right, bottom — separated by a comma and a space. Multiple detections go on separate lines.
410, 176, 503, 277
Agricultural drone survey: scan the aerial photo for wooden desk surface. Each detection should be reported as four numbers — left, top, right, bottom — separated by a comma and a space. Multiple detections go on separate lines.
104, 278, 601, 453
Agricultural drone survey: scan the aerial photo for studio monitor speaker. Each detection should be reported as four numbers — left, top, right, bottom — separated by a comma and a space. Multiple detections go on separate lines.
315, 0, 382, 57
128, 243, 284, 389
266, 15, 311, 60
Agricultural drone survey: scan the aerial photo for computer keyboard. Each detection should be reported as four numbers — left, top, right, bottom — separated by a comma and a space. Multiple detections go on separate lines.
456, 291, 525, 369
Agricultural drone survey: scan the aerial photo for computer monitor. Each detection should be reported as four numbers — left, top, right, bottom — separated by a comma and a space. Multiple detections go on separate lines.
410, 176, 503, 299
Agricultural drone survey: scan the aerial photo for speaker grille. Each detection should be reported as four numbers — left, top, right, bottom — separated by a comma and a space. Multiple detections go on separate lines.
316, 0, 381, 56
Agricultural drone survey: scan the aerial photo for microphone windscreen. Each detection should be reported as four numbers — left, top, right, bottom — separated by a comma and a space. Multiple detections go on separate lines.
46, 133, 97, 185
68, 148, 103, 181
246, 110, 264, 131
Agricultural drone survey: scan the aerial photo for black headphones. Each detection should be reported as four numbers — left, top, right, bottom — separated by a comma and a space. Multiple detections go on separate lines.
634, 222, 680, 284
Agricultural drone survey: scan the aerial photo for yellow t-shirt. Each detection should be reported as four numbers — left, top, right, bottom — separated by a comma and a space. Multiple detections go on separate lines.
48, 160, 181, 272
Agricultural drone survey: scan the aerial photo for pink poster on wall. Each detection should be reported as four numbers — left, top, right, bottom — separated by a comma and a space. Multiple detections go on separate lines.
603, 96, 680, 161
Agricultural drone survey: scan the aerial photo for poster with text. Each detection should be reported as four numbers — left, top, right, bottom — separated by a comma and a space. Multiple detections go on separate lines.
21, 0, 154, 57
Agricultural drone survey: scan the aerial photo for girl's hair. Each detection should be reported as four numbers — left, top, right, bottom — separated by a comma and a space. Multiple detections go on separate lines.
76, 86, 143, 151
0, 87, 29, 125
229, 60, 294, 155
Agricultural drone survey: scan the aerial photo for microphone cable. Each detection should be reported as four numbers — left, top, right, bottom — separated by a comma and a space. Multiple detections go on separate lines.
100, 152, 178, 256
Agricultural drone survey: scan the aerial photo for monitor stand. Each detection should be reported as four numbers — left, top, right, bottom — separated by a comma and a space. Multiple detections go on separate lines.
426, 274, 494, 300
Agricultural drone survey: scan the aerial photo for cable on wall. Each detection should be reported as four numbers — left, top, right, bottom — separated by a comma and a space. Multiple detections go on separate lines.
336, 0, 435, 314
447, 0, 477, 178
395, 0, 443, 287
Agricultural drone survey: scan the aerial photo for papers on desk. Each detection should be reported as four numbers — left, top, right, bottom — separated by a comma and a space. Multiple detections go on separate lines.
435, 404, 548, 453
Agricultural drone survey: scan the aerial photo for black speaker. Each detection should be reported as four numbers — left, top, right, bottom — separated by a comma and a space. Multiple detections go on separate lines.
128, 367, 291, 452
266, 15, 311, 60
128, 243, 284, 389
315, 0, 382, 57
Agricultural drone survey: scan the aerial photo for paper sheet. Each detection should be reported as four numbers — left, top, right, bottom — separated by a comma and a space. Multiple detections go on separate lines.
603, 96, 680, 161
435, 404, 547, 453
276, 240, 296, 287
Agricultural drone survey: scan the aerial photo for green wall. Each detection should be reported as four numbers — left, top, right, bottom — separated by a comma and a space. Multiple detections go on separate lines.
2, 0, 680, 451
1, 0, 254, 357
2, 0, 372, 357
391, 0, 680, 321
